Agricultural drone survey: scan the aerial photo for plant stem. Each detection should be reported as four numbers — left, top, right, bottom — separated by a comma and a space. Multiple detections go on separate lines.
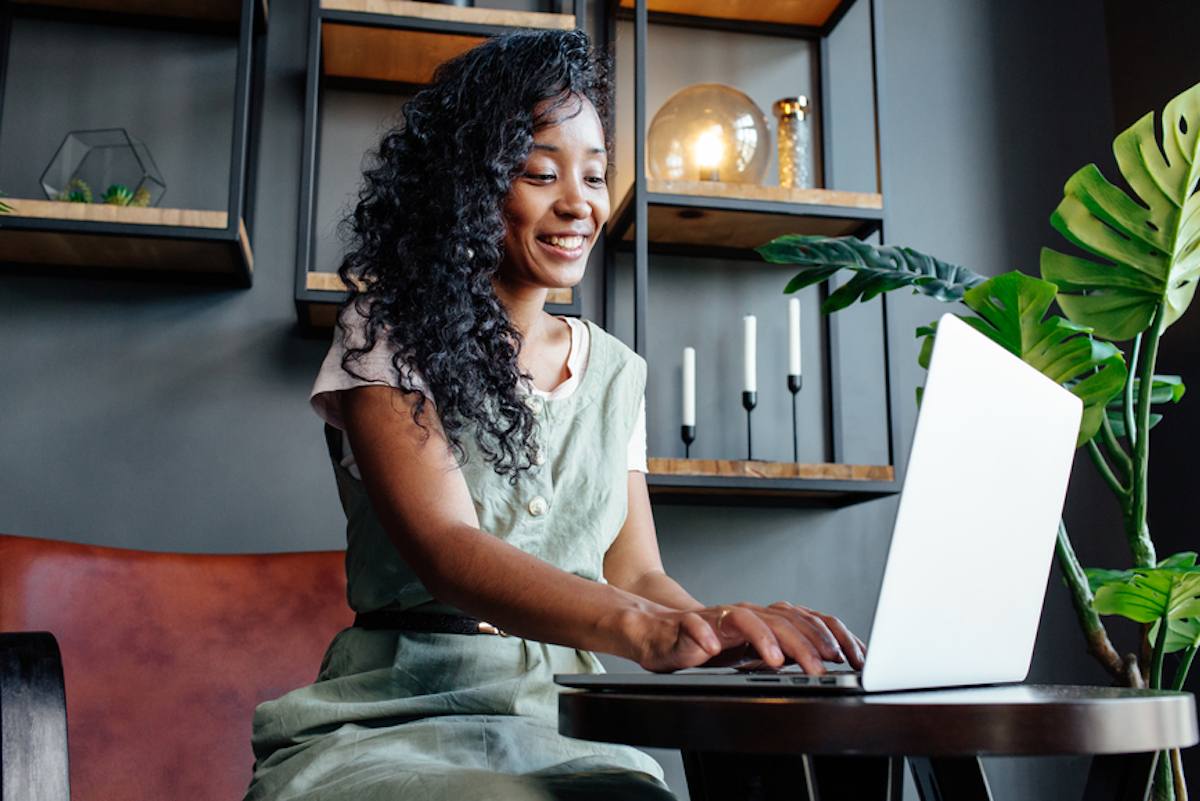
1055, 521, 1129, 681
1099, 413, 1132, 481
1087, 439, 1129, 498
1125, 333, 1142, 448
1173, 647, 1197, 691
1172, 748, 1188, 801
1152, 613, 1170, 689
1129, 309, 1164, 570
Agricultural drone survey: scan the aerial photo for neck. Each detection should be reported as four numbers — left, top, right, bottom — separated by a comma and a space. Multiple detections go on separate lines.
492, 274, 554, 341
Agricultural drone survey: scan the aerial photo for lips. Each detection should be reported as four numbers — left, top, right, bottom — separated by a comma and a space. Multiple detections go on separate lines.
535, 231, 590, 260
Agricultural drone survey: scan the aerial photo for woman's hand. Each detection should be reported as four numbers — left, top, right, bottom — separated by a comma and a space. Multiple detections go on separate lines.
634, 602, 866, 674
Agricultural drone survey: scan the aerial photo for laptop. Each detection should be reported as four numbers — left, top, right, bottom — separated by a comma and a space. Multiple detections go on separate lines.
556, 312, 1083, 694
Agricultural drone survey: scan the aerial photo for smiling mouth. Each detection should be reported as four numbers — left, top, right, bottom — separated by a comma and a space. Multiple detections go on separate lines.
536, 234, 587, 258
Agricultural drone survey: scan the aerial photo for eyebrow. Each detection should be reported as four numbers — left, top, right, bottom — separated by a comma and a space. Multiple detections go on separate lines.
532, 143, 607, 155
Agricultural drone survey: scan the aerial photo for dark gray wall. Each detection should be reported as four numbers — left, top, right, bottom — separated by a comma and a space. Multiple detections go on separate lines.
0, 1, 1163, 799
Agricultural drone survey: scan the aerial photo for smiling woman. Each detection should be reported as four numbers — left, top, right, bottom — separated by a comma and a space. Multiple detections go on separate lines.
241, 26, 864, 801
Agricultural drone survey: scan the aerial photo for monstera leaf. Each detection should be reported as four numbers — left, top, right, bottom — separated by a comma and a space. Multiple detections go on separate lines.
916, 271, 1126, 446
757, 235, 986, 313
1087, 552, 1198, 594
1040, 81, 1200, 341
1089, 554, 1200, 655
1106, 374, 1186, 437
1092, 568, 1200, 623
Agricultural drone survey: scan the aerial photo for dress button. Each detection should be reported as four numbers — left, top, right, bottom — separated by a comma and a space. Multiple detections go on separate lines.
525, 395, 544, 414
533, 447, 546, 466
528, 495, 549, 516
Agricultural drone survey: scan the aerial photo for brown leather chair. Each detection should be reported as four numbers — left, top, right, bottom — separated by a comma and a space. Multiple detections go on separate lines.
0, 533, 352, 801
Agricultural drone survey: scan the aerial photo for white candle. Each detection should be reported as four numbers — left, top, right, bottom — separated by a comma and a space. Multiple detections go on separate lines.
743, 314, 757, 393
682, 347, 696, 427
788, 297, 802, 376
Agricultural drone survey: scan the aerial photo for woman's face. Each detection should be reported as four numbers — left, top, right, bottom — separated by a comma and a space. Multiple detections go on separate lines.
498, 95, 610, 292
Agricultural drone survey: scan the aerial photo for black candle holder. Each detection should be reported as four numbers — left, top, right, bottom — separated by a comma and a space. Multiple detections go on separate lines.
788, 373, 803, 462
742, 390, 757, 460
681, 424, 696, 458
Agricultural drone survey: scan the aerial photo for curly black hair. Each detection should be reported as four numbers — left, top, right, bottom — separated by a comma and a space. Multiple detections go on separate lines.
335, 28, 612, 484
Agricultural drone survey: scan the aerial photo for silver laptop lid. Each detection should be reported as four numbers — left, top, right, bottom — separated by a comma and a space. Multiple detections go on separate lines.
861, 313, 1082, 692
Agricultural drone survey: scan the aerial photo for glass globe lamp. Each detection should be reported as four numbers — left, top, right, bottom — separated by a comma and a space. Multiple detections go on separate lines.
647, 84, 771, 184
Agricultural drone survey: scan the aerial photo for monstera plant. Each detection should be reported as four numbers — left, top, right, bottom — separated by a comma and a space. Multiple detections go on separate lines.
758, 81, 1200, 801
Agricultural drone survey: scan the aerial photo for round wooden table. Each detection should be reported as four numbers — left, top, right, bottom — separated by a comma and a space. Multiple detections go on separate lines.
559, 684, 1198, 801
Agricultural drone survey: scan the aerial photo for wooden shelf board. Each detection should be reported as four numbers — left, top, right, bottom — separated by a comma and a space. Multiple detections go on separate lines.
618, 0, 847, 29
0, 200, 251, 280
648, 457, 893, 482
649, 180, 881, 209
320, 1, 573, 85
323, 22, 486, 85
2, 199, 229, 229
0, 229, 246, 276
611, 182, 882, 251
10, 0, 263, 24
323, 0, 574, 30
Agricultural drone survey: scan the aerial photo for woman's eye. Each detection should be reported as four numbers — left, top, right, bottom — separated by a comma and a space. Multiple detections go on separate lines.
525, 173, 554, 181
586, 175, 607, 186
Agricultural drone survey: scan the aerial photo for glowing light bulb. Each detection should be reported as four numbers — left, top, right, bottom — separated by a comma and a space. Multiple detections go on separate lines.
693, 125, 726, 181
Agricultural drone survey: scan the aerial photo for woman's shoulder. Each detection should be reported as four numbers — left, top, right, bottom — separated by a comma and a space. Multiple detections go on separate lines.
310, 300, 431, 430
580, 318, 645, 372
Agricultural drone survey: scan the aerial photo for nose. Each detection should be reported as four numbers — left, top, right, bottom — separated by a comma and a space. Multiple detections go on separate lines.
554, 174, 591, 219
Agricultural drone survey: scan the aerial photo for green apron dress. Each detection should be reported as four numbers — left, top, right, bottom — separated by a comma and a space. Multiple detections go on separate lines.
243, 319, 674, 801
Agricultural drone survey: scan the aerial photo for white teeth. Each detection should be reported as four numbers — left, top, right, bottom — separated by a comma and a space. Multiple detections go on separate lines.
544, 235, 583, 249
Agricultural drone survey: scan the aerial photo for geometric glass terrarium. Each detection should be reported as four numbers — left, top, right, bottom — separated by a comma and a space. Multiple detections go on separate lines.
40, 128, 167, 207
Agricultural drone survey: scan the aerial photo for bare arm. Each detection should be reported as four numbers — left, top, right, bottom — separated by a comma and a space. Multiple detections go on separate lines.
341, 385, 722, 667
603, 471, 704, 612
604, 469, 868, 672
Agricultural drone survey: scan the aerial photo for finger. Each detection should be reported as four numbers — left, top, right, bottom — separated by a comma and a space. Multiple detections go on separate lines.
681, 611, 722, 656
723, 607, 785, 668
731, 605, 825, 674
769, 603, 843, 662
819, 615, 866, 669
759, 613, 826, 675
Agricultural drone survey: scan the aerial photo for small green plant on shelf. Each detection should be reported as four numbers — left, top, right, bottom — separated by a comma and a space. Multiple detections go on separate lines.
0, 191, 11, 214
759, 80, 1200, 801
54, 178, 151, 207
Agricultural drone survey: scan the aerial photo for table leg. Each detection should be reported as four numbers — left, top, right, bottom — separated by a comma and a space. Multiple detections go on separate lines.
908, 757, 994, 801
811, 756, 904, 801
680, 752, 899, 801
681, 751, 814, 801
1081, 752, 1157, 801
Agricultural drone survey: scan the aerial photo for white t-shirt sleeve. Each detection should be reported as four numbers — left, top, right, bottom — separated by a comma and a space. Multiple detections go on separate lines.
309, 303, 432, 432
627, 394, 648, 473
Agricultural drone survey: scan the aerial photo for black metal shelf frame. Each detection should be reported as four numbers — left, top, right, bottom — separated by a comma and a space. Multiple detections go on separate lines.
294, 1, 589, 330
0, 0, 267, 287
599, 0, 903, 507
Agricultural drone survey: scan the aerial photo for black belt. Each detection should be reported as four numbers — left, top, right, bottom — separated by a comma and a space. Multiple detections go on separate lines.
352, 608, 508, 636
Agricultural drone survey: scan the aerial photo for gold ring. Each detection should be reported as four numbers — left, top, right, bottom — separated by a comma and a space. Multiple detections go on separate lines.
716, 607, 731, 636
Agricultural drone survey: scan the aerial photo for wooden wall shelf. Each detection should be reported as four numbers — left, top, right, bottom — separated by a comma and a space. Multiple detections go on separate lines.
323, 0, 573, 30
10, 0, 268, 26
610, 182, 884, 253
617, 0, 848, 30
0, 200, 252, 284
604, 0, 899, 506
648, 458, 896, 508
320, 0, 575, 86
0, 0, 265, 287
322, 22, 485, 85
296, 0, 583, 328
649, 457, 893, 482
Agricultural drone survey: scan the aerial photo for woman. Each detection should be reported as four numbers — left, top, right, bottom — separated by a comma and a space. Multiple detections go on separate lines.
244, 28, 864, 801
